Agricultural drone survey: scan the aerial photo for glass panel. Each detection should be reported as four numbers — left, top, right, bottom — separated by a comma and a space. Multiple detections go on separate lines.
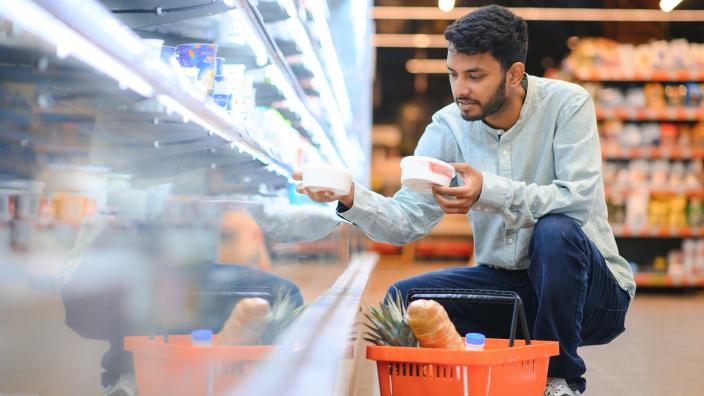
0, 1, 370, 395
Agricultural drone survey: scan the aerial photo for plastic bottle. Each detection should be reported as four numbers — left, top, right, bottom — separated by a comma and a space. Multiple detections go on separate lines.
191, 329, 213, 346
464, 333, 486, 351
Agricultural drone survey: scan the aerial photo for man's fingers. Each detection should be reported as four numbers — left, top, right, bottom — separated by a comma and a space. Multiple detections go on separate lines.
432, 184, 465, 196
450, 163, 471, 175
433, 192, 471, 209
292, 171, 303, 181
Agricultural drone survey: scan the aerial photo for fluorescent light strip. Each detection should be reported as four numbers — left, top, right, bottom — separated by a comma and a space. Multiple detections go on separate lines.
373, 6, 704, 22
660, 0, 683, 12
308, 0, 353, 125
405, 59, 448, 74
374, 34, 448, 48
0, 0, 154, 97
229, 9, 269, 66
265, 65, 342, 166
287, 19, 354, 166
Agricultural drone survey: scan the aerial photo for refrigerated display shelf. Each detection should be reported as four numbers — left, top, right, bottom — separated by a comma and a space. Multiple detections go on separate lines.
234, 0, 351, 168
596, 107, 704, 121
634, 272, 704, 288
601, 146, 704, 160
574, 68, 704, 82
1, 0, 357, 177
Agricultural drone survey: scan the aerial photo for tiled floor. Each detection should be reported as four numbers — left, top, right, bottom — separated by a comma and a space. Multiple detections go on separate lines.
352, 256, 704, 396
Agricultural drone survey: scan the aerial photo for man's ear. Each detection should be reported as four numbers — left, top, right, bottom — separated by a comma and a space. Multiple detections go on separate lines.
507, 62, 525, 87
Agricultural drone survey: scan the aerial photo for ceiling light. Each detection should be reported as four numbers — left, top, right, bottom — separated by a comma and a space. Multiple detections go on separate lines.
438, 0, 455, 13
659, 0, 683, 12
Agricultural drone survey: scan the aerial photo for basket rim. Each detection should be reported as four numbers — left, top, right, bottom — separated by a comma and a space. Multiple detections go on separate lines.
124, 335, 273, 362
366, 338, 559, 366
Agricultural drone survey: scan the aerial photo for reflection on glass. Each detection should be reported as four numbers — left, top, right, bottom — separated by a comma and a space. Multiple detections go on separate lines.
0, 5, 361, 395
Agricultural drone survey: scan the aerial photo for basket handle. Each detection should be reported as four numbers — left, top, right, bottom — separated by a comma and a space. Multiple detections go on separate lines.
406, 288, 531, 347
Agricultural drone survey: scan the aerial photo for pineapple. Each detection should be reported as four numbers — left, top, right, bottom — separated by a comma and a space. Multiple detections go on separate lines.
362, 291, 418, 347
260, 291, 306, 344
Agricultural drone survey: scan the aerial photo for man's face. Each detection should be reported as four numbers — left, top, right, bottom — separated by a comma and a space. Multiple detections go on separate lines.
447, 50, 507, 121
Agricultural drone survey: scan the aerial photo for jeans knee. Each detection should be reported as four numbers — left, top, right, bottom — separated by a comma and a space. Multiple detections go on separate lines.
530, 214, 581, 255
385, 278, 415, 305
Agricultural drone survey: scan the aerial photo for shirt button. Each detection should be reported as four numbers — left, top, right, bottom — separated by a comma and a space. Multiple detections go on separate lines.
507, 238, 514, 244
502, 150, 509, 155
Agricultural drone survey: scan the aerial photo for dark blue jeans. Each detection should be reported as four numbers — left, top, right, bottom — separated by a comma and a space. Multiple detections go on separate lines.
62, 262, 303, 389
387, 214, 630, 393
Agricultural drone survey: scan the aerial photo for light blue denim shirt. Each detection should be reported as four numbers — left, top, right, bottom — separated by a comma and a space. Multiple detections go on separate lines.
339, 74, 635, 299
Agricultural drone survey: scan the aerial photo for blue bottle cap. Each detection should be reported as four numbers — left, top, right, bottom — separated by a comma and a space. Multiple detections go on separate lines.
465, 332, 486, 346
191, 329, 213, 342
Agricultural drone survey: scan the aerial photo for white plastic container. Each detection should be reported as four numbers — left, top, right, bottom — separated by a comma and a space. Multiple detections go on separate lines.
400, 156, 455, 193
301, 163, 353, 195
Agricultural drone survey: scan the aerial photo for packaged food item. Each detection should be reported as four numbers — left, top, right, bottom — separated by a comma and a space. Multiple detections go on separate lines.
400, 156, 455, 193
664, 84, 687, 106
211, 57, 231, 109
686, 82, 702, 107
301, 163, 353, 195
160, 45, 177, 62
177, 43, 217, 95
644, 83, 666, 108
659, 124, 678, 147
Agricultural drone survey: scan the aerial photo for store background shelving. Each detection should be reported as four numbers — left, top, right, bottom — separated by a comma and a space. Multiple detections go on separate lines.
560, 38, 704, 288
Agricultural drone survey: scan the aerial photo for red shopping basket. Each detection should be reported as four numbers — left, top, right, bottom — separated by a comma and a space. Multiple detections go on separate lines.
124, 335, 271, 396
366, 289, 560, 396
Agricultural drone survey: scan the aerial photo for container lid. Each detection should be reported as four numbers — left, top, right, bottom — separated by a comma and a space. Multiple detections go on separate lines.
465, 332, 485, 346
191, 329, 213, 342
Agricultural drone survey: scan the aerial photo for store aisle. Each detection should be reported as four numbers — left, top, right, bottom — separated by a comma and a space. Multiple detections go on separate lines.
352, 256, 704, 396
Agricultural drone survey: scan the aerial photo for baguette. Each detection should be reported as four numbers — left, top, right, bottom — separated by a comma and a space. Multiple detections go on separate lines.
216, 297, 270, 345
406, 299, 464, 349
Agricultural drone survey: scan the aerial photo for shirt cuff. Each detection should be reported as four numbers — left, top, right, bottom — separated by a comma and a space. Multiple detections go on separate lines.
473, 172, 513, 211
336, 182, 377, 227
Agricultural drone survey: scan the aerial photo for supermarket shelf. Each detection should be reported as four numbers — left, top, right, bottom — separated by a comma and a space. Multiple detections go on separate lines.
6, 0, 309, 176
250, 0, 361, 171
234, 0, 344, 167
602, 146, 704, 160
634, 273, 704, 288
605, 187, 704, 199
611, 224, 704, 238
574, 68, 704, 82
596, 107, 704, 121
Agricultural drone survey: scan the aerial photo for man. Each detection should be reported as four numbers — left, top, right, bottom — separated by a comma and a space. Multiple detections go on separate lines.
296, 5, 634, 395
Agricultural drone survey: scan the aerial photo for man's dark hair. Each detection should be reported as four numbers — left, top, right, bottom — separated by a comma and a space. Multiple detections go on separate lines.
444, 5, 528, 71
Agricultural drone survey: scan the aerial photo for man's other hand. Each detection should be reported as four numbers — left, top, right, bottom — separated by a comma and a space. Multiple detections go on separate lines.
292, 171, 355, 207
431, 163, 483, 214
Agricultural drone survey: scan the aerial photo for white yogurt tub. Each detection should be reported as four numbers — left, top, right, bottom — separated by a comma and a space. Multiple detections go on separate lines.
400, 156, 455, 193
301, 163, 353, 195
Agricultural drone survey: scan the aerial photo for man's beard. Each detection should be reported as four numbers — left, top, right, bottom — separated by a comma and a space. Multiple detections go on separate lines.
456, 76, 507, 121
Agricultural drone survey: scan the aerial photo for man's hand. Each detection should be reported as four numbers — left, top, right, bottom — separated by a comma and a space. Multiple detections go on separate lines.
431, 163, 483, 214
292, 171, 355, 208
